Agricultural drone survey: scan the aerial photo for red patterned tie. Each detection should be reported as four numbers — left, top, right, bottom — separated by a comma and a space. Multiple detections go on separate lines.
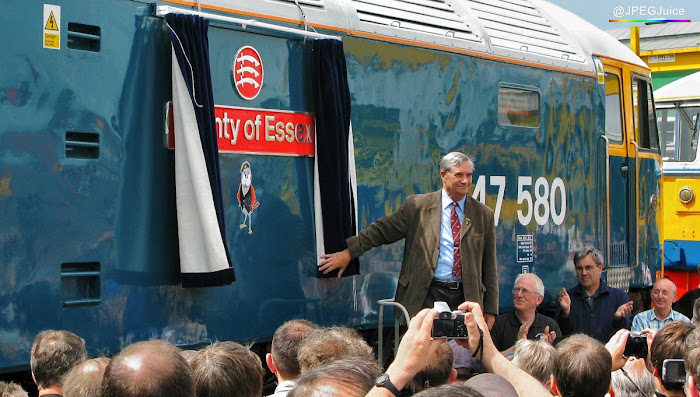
451, 202, 462, 279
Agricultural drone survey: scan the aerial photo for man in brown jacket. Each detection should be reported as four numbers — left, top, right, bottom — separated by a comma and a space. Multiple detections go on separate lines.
319, 152, 498, 326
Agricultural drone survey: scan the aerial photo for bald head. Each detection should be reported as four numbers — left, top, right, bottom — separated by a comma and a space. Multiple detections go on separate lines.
102, 340, 194, 397
63, 357, 109, 397
652, 278, 678, 317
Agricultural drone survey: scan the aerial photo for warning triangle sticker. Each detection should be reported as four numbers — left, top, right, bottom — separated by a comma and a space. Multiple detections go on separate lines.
45, 11, 58, 31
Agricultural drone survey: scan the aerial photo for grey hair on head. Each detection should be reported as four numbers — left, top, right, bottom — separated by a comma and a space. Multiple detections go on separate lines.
440, 152, 474, 173
514, 273, 545, 296
573, 246, 604, 266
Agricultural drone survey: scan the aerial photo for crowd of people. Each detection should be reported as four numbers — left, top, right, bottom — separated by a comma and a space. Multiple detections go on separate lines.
4, 152, 700, 396
4, 257, 700, 397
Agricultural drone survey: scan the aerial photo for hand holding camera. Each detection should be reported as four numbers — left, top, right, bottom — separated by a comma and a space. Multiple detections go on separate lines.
624, 332, 648, 358
431, 302, 469, 339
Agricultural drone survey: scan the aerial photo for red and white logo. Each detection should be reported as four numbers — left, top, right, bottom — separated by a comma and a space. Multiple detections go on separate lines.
232, 46, 264, 100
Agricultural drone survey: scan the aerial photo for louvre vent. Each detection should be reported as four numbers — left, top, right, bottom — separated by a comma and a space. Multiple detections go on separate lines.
65, 131, 100, 159
67, 22, 101, 52
351, 0, 479, 43
61, 262, 101, 307
464, 0, 585, 62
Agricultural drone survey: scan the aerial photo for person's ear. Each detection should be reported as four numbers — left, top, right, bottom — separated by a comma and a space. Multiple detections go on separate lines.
687, 375, 700, 397
543, 379, 552, 392
448, 369, 458, 383
265, 353, 277, 374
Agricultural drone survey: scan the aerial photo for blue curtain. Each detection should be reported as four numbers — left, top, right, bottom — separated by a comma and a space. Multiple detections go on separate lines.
167, 14, 235, 287
313, 39, 359, 277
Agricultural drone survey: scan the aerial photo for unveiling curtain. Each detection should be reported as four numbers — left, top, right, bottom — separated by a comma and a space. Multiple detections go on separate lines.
313, 39, 359, 277
166, 13, 235, 287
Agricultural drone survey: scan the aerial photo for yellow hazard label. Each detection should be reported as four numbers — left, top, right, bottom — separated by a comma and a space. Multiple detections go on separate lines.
43, 4, 60, 50
44, 33, 59, 49
45, 11, 58, 31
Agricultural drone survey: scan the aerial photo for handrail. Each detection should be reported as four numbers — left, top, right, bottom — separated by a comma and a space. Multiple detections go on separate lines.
155, 5, 341, 41
377, 299, 410, 367
631, 140, 640, 268
599, 135, 611, 266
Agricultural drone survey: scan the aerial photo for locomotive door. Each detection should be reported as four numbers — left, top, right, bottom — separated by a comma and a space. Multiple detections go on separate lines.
630, 76, 661, 284
603, 68, 633, 269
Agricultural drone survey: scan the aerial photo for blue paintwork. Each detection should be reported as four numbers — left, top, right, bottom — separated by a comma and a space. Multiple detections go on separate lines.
0, 0, 659, 372
665, 240, 700, 270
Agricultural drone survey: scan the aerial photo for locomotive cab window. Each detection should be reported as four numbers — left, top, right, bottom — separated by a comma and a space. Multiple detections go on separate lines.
604, 73, 623, 142
657, 105, 700, 162
632, 78, 659, 151
498, 87, 540, 128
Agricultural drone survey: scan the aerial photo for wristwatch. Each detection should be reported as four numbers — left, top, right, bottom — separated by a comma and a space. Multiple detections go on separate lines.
374, 373, 400, 396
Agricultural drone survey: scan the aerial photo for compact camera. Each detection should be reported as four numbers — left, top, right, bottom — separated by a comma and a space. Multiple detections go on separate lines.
623, 332, 648, 358
431, 302, 468, 339
662, 359, 686, 385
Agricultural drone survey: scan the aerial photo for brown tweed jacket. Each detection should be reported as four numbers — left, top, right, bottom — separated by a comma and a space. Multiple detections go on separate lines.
346, 190, 499, 317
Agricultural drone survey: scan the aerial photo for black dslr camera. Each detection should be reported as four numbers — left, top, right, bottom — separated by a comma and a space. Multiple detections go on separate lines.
431, 302, 468, 339
623, 332, 648, 358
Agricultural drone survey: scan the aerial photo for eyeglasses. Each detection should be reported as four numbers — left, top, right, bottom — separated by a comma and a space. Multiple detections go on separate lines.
652, 289, 672, 297
512, 287, 538, 297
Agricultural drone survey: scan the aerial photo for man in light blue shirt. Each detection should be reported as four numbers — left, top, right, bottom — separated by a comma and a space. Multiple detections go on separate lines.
434, 189, 465, 281
632, 278, 690, 332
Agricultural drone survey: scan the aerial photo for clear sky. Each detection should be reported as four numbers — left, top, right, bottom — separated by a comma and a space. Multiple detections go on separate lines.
547, 0, 699, 31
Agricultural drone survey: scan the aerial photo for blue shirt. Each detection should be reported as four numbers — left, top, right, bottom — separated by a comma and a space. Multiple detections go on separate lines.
556, 280, 631, 343
434, 190, 465, 281
631, 309, 690, 332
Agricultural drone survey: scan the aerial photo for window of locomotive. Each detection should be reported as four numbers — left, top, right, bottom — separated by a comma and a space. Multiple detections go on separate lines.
632, 77, 660, 152
604, 73, 623, 143
497, 86, 540, 128
657, 104, 700, 162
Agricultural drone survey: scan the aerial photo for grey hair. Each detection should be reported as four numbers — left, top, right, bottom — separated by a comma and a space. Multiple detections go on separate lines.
610, 363, 655, 397
439, 152, 474, 173
512, 339, 556, 385
573, 246, 604, 266
514, 273, 545, 296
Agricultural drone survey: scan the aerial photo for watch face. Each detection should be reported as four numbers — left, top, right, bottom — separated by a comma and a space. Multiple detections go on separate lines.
375, 373, 389, 385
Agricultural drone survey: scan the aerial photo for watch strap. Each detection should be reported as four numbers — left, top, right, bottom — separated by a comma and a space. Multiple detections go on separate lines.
375, 373, 400, 396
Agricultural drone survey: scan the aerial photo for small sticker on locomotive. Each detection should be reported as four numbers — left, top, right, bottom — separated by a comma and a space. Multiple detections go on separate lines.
517, 235, 534, 263
43, 4, 60, 49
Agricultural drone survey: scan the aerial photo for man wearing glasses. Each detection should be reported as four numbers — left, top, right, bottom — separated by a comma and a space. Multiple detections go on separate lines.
491, 273, 560, 356
556, 246, 634, 342
631, 278, 689, 332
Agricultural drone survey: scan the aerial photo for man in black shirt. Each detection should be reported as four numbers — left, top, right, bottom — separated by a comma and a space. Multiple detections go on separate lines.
491, 273, 560, 356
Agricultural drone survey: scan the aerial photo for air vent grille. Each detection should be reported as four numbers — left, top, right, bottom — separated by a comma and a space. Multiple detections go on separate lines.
351, 0, 479, 43
465, 0, 585, 62
61, 262, 101, 307
67, 22, 101, 52
66, 131, 100, 159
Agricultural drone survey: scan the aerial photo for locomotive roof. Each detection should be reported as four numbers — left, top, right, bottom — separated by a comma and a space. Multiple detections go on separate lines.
655, 71, 700, 102
179, 0, 647, 74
